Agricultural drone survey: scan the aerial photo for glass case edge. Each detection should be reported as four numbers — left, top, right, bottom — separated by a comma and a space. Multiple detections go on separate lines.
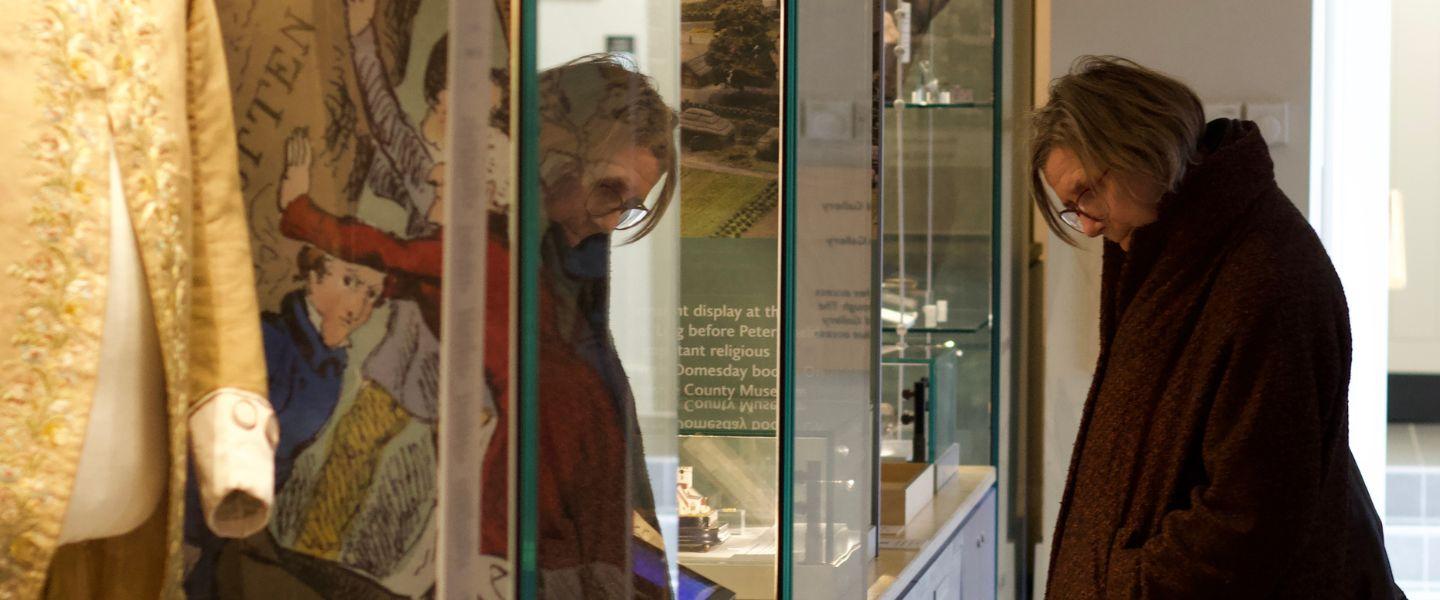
516, 0, 540, 595
778, 0, 799, 596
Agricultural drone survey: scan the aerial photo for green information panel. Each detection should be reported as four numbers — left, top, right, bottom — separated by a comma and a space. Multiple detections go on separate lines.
678, 238, 779, 436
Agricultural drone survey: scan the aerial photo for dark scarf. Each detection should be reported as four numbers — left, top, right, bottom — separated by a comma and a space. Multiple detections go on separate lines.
1045, 120, 1402, 599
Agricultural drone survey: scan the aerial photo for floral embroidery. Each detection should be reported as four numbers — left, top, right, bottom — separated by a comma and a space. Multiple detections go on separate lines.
103, 0, 191, 594
0, 1, 113, 595
0, 0, 188, 596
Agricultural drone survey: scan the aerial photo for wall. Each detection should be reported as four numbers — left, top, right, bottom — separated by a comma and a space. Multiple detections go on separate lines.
1034, 0, 1313, 591
1046, 1, 1313, 209
1389, 0, 1440, 375
537, 0, 652, 70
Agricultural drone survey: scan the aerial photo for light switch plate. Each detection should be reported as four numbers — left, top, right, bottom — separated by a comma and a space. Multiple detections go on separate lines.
1245, 102, 1289, 146
1204, 102, 1243, 121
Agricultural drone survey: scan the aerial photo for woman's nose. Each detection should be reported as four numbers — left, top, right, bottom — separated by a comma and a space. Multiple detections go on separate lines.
1081, 215, 1104, 237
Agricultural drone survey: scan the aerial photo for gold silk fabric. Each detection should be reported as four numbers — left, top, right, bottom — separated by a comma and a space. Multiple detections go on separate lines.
0, 0, 268, 597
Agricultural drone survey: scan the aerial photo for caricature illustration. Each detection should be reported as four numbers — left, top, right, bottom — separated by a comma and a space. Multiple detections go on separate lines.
191, 0, 512, 597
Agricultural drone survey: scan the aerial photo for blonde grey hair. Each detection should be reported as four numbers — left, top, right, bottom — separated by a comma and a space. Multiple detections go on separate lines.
538, 54, 678, 243
1030, 56, 1206, 243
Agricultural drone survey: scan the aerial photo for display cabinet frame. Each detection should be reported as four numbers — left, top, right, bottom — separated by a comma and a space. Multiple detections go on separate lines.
505, 0, 1003, 595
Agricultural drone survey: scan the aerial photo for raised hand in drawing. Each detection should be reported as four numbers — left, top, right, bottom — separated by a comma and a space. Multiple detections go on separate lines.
278, 128, 312, 213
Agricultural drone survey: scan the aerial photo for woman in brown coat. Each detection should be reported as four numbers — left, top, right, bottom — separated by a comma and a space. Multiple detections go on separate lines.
1031, 56, 1404, 599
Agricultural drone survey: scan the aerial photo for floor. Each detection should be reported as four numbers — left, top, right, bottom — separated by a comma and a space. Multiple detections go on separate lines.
1387, 423, 1440, 598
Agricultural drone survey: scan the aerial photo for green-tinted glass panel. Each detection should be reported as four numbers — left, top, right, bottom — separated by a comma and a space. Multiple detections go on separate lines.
674, 0, 785, 597
524, 2, 687, 595
522, 0, 789, 597
881, 329, 991, 469
785, 0, 876, 595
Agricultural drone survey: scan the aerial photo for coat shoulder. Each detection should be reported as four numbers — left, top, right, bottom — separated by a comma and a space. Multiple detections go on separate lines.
1213, 190, 1345, 316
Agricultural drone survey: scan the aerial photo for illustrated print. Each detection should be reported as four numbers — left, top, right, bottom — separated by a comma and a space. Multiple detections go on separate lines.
196, 0, 474, 597
278, 127, 443, 573
183, 132, 386, 598
268, 0, 452, 585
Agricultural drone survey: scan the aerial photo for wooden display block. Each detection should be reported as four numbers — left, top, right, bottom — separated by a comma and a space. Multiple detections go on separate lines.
880, 461, 935, 527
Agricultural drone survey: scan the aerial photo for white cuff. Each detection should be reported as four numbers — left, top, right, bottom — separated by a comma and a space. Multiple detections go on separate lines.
188, 388, 278, 538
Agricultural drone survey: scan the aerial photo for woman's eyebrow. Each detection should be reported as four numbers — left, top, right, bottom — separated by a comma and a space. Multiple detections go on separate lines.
1038, 168, 1072, 208
594, 174, 634, 194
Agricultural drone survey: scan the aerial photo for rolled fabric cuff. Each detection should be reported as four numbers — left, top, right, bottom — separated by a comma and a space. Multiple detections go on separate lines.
188, 388, 278, 538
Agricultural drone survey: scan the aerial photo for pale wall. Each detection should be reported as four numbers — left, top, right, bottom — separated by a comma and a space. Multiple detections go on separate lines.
1389, 0, 1440, 375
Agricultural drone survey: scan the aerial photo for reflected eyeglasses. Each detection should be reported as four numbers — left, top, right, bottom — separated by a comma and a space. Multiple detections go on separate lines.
588, 194, 651, 231
613, 200, 651, 231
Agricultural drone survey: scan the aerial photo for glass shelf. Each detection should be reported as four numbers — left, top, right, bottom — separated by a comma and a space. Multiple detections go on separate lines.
876, 0, 998, 492
884, 101, 994, 110
882, 316, 992, 335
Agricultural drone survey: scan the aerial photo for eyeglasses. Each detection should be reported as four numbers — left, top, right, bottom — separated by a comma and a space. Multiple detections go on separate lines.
1058, 202, 1101, 232
612, 200, 650, 231
1042, 169, 1108, 233
586, 183, 652, 231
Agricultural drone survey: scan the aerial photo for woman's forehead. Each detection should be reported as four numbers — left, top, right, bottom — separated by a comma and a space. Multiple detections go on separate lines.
1038, 167, 1065, 208
587, 147, 662, 186
1042, 147, 1087, 190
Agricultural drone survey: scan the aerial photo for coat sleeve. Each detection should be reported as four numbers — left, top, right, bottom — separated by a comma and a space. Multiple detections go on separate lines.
1106, 302, 1335, 598
350, 24, 437, 234
182, 0, 277, 540
279, 194, 445, 279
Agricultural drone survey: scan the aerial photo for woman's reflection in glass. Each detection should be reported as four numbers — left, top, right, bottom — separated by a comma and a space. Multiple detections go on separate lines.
535, 54, 678, 598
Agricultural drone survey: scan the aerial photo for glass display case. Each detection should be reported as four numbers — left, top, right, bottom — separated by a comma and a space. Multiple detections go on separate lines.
202, 0, 997, 597
878, 0, 998, 481
509, 0, 997, 596
514, 0, 885, 597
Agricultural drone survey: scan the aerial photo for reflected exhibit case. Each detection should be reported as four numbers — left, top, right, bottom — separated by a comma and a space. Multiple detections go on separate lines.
188, 0, 1004, 597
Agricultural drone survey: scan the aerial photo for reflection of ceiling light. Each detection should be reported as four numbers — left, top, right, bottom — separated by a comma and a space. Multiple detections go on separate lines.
943, 340, 955, 348
880, 307, 918, 327
955, 350, 964, 358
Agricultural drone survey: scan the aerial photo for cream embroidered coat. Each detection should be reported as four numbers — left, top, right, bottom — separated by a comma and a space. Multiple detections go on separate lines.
0, 0, 274, 597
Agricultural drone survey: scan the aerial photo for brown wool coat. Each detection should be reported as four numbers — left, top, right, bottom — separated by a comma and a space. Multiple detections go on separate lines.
1045, 120, 1404, 599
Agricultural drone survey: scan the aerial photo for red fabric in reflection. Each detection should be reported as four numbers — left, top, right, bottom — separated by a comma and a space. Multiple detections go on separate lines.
480, 225, 630, 576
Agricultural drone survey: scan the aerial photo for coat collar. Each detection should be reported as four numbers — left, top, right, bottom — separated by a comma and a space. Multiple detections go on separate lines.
1123, 119, 1277, 262
280, 289, 347, 377
1101, 119, 1279, 339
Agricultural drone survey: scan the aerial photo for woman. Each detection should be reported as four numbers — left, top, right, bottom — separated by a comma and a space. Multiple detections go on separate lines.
1032, 56, 1402, 598
528, 54, 678, 598
275, 54, 680, 598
